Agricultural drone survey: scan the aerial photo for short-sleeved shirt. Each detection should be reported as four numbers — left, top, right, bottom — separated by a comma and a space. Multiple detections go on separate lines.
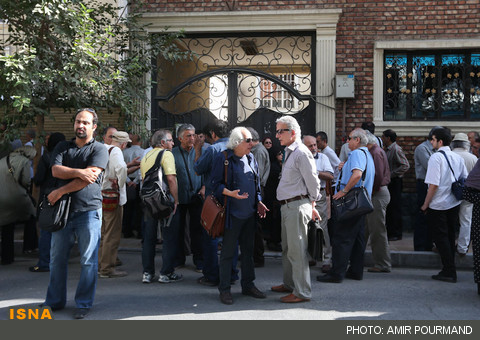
140, 148, 176, 190
52, 138, 109, 212
336, 146, 375, 197
313, 152, 333, 189
425, 146, 467, 210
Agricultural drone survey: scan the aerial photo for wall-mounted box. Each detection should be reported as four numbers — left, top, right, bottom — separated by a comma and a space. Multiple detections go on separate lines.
335, 74, 355, 98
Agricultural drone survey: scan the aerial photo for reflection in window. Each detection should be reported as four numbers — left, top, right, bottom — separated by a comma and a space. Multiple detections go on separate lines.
384, 50, 480, 120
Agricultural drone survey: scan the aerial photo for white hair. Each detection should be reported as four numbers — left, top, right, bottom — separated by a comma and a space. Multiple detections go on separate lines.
276, 115, 301, 142
351, 128, 368, 146
226, 127, 251, 149
365, 130, 378, 145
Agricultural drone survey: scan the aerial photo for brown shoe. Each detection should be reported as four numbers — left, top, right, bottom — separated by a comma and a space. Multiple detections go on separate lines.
280, 293, 310, 303
321, 264, 331, 273
99, 270, 128, 278
271, 284, 293, 293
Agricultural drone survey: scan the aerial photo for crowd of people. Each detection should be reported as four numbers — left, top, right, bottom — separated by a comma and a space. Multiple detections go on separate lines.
1, 110, 480, 319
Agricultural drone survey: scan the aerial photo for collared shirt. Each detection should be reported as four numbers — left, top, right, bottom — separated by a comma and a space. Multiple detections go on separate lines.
313, 152, 333, 189
386, 142, 410, 178
276, 141, 320, 202
321, 145, 340, 181
194, 137, 229, 195
414, 140, 434, 180
52, 138, 109, 212
336, 146, 375, 197
425, 146, 467, 210
466, 160, 480, 191
368, 144, 390, 193
123, 144, 144, 184
102, 145, 128, 206
172, 146, 203, 204
452, 148, 477, 173
251, 143, 270, 187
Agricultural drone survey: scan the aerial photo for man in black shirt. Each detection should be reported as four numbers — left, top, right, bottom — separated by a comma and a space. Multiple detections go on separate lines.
42, 108, 108, 319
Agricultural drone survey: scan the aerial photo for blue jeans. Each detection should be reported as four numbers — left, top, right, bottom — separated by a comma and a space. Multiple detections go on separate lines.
142, 209, 180, 276
44, 209, 102, 309
36, 229, 52, 269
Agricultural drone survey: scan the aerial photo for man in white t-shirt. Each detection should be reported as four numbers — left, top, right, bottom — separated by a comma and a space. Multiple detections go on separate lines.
421, 127, 467, 283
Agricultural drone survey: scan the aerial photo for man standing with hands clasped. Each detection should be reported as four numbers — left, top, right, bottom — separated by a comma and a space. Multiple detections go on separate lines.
41, 108, 109, 319
271, 116, 320, 303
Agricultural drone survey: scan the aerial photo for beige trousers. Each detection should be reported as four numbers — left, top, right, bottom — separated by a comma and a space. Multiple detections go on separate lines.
99, 205, 123, 275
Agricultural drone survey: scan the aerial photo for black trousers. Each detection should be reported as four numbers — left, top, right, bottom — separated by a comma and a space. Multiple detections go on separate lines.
1, 223, 15, 264
177, 202, 204, 269
386, 177, 403, 239
414, 180, 433, 251
330, 213, 366, 280
427, 205, 459, 278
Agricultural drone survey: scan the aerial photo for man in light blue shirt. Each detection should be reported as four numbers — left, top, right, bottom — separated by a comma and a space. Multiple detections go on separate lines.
317, 128, 374, 284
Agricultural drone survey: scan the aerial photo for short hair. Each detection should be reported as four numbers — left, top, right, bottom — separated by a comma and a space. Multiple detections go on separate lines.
47, 132, 66, 152
276, 115, 301, 142
316, 131, 328, 143
431, 127, 452, 146
382, 129, 397, 143
365, 130, 378, 145
151, 129, 172, 147
361, 121, 375, 134
102, 125, 117, 137
177, 123, 195, 139
468, 131, 480, 139
351, 128, 368, 146
226, 127, 251, 150
204, 120, 229, 139
76, 108, 99, 125
246, 127, 260, 141
451, 140, 470, 150
26, 129, 36, 139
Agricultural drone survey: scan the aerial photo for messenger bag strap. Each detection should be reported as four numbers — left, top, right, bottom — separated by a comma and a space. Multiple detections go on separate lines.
223, 151, 228, 207
439, 150, 458, 182
144, 149, 166, 181
6, 154, 16, 183
336, 148, 368, 192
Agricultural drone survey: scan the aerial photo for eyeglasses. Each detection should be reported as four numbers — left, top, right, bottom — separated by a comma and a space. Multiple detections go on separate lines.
244, 138, 253, 143
164, 139, 173, 142
264, 141, 272, 144
347, 136, 356, 141
275, 129, 290, 135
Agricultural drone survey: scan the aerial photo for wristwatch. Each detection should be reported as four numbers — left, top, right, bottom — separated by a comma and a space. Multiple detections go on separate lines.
341, 189, 348, 194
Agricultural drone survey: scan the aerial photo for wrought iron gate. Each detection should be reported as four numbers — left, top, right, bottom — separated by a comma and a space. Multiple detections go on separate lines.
151, 32, 316, 138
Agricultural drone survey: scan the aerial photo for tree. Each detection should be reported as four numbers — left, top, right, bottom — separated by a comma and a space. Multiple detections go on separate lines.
0, 0, 188, 149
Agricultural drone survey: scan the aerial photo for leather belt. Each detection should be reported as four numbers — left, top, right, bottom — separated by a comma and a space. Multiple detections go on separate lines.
279, 195, 308, 205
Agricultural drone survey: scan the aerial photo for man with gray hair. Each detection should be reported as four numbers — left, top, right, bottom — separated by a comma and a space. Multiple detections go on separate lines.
271, 116, 320, 303
364, 131, 392, 273
140, 129, 182, 284
172, 123, 205, 272
317, 128, 374, 283
451, 133, 478, 256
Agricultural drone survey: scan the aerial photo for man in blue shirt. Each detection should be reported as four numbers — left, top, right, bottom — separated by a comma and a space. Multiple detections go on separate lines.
194, 120, 237, 286
42, 108, 109, 319
317, 128, 374, 283
172, 124, 205, 271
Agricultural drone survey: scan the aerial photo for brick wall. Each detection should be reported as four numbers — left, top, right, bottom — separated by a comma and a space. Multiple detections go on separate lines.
140, 0, 480, 191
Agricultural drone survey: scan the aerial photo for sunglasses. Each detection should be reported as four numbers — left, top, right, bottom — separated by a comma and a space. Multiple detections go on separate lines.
244, 138, 253, 143
264, 141, 272, 144
347, 136, 356, 141
275, 129, 290, 135
77, 108, 96, 114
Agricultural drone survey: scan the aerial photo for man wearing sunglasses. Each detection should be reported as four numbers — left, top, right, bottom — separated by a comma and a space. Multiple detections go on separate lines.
271, 116, 320, 303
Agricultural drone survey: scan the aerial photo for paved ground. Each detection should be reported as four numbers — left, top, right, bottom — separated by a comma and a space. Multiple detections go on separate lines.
1, 242, 479, 320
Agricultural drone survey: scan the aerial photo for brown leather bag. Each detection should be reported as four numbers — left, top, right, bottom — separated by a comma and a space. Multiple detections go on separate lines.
200, 151, 228, 238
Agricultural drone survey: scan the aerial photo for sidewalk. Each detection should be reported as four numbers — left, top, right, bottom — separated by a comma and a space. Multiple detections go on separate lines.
10, 230, 473, 270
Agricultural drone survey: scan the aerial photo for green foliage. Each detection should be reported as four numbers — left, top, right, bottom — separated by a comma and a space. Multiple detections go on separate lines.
0, 0, 189, 140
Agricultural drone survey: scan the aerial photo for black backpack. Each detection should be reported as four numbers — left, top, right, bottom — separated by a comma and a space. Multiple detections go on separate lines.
140, 150, 174, 219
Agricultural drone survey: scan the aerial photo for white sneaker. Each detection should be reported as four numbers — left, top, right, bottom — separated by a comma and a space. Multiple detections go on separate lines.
142, 272, 154, 283
158, 272, 183, 283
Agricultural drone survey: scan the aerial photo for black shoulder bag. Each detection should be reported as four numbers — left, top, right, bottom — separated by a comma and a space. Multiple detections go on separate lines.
140, 150, 174, 219
332, 149, 374, 222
